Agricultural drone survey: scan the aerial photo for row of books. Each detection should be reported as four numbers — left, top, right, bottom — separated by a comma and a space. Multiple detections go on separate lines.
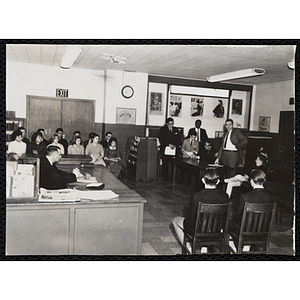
6, 121, 21, 131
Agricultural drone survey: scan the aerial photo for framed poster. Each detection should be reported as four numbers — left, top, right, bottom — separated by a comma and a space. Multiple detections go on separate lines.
149, 92, 163, 115
258, 116, 270, 132
232, 99, 243, 115
169, 95, 182, 117
116, 108, 136, 124
191, 97, 204, 117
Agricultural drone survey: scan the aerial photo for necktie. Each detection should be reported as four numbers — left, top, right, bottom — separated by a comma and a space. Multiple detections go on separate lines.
224, 131, 229, 148
190, 140, 193, 146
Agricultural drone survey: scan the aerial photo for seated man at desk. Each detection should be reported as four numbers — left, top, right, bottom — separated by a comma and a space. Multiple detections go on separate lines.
40, 146, 81, 189
200, 140, 218, 163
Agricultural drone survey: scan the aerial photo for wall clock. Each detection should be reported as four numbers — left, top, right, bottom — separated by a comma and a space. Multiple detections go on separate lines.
121, 85, 134, 99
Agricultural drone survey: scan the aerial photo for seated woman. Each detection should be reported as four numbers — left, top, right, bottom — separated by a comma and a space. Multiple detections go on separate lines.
7, 129, 27, 158
47, 133, 65, 155
67, 136, 84, 155
85, 133, 105, 166
225, 153, 268, 198
27, 131, 47, 155
104, 137, 122, 178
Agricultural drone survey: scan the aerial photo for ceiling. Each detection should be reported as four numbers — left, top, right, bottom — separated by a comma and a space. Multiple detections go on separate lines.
6, 44, 296, 85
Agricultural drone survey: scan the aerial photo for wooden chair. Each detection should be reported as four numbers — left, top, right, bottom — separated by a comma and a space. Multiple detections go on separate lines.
228, 202, 277, 254
182, 202, 231, 254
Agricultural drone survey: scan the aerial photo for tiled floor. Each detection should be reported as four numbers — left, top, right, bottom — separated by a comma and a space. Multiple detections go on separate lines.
121, 173, 295, 256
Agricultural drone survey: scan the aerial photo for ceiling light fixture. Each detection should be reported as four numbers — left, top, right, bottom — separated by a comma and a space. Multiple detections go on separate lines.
206, 68, 265, 82
287, 61, 294, 70
101, 52, 127, 64
60, 46, 82, 69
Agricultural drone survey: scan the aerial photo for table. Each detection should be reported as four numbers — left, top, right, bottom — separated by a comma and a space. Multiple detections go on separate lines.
19, 153, 92, 165
172, 157, 232, 187
6, 165, 146, 256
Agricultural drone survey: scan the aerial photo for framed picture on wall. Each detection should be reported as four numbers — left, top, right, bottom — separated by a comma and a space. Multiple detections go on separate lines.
191, 97, 204, 117
169, 95, 182, 117
258, 116, 270, 132
116, 108, 136, 124
232, 99, 243, 115
149, 92, 163, 115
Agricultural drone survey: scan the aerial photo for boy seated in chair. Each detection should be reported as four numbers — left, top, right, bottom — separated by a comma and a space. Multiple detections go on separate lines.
172, 169, 229, 252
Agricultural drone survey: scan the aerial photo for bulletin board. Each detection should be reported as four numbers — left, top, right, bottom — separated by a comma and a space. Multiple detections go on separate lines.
167, 93, 229, 138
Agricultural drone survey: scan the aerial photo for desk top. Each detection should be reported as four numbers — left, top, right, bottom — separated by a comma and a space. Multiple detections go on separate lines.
19, 153, 92, 164
174, 156, 232, 171
7, 165, 146, 206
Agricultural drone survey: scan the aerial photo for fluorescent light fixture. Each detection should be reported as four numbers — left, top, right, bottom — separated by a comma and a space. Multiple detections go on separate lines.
287, 61, 294, 70
206, 68, 265, 82
170, 85, 229, 98
60, 46, 82, 69
101, 52, 127, 64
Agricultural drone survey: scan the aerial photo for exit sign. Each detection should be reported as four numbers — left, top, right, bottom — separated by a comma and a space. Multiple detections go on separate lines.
56, 88, 69, 97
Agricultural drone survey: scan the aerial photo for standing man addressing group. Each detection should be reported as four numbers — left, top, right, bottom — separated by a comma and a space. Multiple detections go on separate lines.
187, 119, 208, 152
159, 117, 181, 181
215, 119, 248, 176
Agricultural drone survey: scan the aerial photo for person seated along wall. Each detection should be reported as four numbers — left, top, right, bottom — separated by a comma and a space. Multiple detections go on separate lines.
100, 131, 113, 149
68, 136, 84, 155
47, 133, 65, 155
55, 128, 69, 154
181, 129, 199, 159
7, 129, 27, 158
40, 146, 81, 190
18, 127, 30, 148
37, 128, 49, 146
69, 131, 81, 145
172, 169, 229, 251
27, 131, 47, 155
200, 140, 218, 163
225, 153, 268, 198
104, 137, 122, 178
85, 133, 106, 166
230, 169, 278, 228
83, 132, 97, 150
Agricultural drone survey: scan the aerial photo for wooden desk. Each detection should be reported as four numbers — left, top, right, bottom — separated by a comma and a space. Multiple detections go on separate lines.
19, 153, 92, 165
6, 165, 146, 256
172, 157, 232, 186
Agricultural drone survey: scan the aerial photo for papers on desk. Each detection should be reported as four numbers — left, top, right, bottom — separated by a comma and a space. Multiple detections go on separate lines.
76, 190, 119, 201
39, 188, 79, 202
164, 146, 176, 156
76, 176, 97, 183
39, 188, 119, 202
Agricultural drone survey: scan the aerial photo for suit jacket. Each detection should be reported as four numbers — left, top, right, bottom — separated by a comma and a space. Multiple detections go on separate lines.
184, 188, 229, 236
187, 127, 208, 150
58, 138, 69, 154
233, 188, 278, 224
159, 125, 181, 155
200, 147, 218, 163
217, 128, 248, 160
181, 138, 199, 157
40, 156, 77, 189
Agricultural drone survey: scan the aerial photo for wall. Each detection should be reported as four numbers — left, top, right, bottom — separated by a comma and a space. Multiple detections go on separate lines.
105, 70, 148, 125
250, 80, 294, 133
6, 61, 105, 122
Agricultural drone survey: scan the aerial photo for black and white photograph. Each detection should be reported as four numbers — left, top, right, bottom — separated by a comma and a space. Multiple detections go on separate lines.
3, 43, 296, 261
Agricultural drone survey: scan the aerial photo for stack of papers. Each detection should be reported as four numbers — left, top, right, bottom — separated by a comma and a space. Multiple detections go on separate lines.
39, 188, 119, 202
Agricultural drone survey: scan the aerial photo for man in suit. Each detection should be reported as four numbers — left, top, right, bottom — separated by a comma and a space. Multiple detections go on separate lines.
181, 129, 199, 158
200, 140, 218, 163
40, 146, 80, 189
56, 127, 69, 154
172, 169, 229, 250
187, 119, 208, 151
18, 126, 30, 148
231, 169, 278, 227
215, 118, 248, 176
159, 117, 182, 181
